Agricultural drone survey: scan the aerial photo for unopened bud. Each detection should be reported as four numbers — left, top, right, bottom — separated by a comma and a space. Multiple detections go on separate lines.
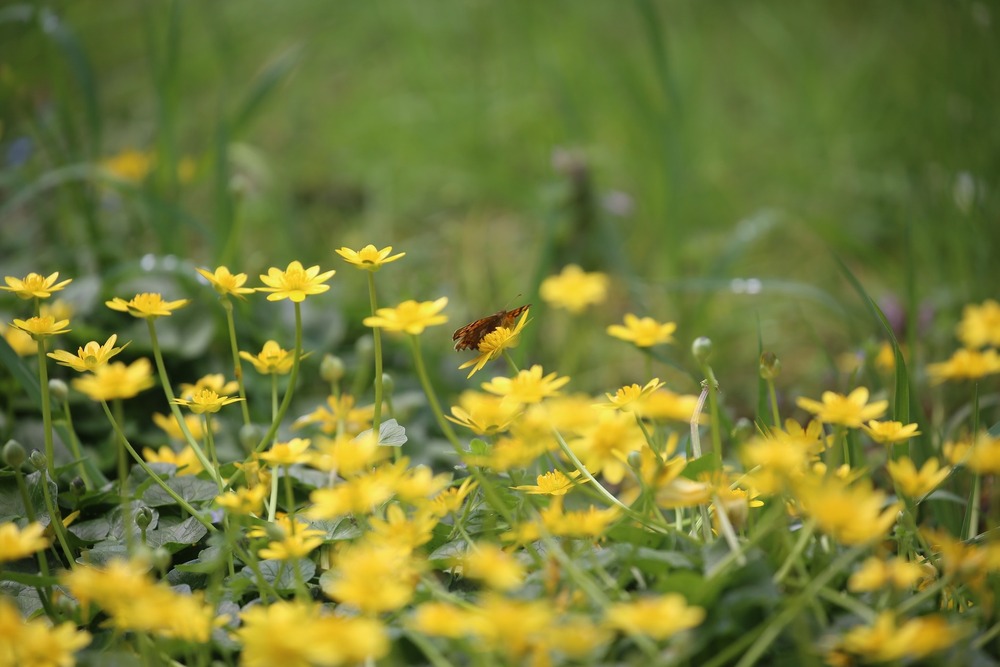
135, 505, 153, 530
151, 546, 172, 572
759, 351, 781, 380
692, 337, 713, 365
29, 450, 47, 472
70, 477, 86, 495
380, 372, 395, 396
320, 354, 345, 383
626, 450, 643, 470
239, 424, 263, 451
3, 440, 26, 468
48, 379, 69, 401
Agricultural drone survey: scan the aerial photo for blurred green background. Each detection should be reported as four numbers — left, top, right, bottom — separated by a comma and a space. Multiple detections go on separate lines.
2, 0, 999, 411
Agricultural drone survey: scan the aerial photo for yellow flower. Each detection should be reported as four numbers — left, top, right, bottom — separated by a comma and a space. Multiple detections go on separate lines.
927, 347, 1000, 383
171, 388, 243, 414
840, 612, 967, 662
795, 387, 887, 428
887, 456, 951, 499
446, 391, 523, 436
862, 419, 921, 444
606, 313, 676, 347
335, 244, 406, 271
47, 334, 128, 372
368, 504, 438, 552
848, 556, 931, 592
409, 601, 476, 639
457, 543, 525, 591
307, 474, 396, 519
948, 431, 1000, 475
462, 434, 552, 472
179, 373, 239, 399
569, 411, 646, 484
196, 266, 255, 299
106, 292, 189, 318
0, 600, 91, 667
295, 394, 373, 436
0, 522, 50, 562
388, 462, 452, 504
794, 475, 901, 545
0, 322, 38, 356
597, 378, 665, 412
100, 149, 153, 182
457, 307, 531, 378
481, 364, 570, 406
322, 540, 422, 614
72, 358, 156, 401
424, 477, 478, 517
640, 388, 706, 423
511, 469, 585, 496
540, 264, 608, 313
541, 501, 620, 538
1, 271, 72, 300
956, 299, 1000, 349
309, 433, 385, 476
142, 445, 204, 476
240, 340, 294, 375
152, 411, 211, 440
11, 316, 70, 338
215, 485, 269, 515
257, 261, 335, 302
363, 297, 449, 334
604, 594, 705, 640
258, 530, 325, 561
259, 437, 312, 467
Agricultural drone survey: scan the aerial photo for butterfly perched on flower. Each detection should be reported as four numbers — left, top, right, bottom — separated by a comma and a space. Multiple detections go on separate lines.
452, 305, 531, 351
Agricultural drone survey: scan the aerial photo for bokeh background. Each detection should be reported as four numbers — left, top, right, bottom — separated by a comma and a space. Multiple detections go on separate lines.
3, 0, 999, 417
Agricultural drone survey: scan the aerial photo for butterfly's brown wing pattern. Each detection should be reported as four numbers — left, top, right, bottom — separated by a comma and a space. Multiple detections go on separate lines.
452, 304, 530, 351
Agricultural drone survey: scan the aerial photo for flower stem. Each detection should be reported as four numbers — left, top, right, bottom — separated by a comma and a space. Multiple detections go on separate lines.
204, 415, 222, 493
408, 335, 462, 452
34, 341, 56, 478
99, 400, 217, 532
367, 272, 384, 439
255, 302, 303, 453
113, 398, 134, 553
222, 297, 253, 429
146, 319, 220, 484
766, 377, 781, 427
60, 400, 92, 489
37, 473, 73, 567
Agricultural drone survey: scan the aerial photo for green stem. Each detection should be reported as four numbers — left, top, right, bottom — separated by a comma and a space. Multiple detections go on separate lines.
222, 298, 253, 429
60, 400, 92, 489
13, 470, 52, 579
113, 398, 133, 553
691, 386, 708, 458
267, 465, 280, 522
99, 401, 217, 532
146, 319, 220, 484
34, 340, 56, 478
203, 415, 222, 492
766, 377, 780, 427
408, 335, 462, 452
704, 370, 723, 466
37, 469, 74, 567
367, 272, 384, 439
774, 518, 815, 584
283, 465, 296, 521
255, 302, 303, 452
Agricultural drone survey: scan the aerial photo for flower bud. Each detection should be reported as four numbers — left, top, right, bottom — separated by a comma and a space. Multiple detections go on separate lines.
3, 440, 26, 469
29, 449, 47, 472
626, 450, 643, 470
380, 372, 395, 396
239, 424, 263, 451
692, 337, 713, 365
151, 547, 172, 573
70, 477, 86, 495
759, 351, 781, 380
48, 379, 69, 402
320, 354, 346, 383
135, 505, 154, 530
355, 335, 374, 359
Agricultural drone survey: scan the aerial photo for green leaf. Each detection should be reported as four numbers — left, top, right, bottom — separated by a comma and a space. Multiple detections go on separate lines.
68, 516, 111, 542
142, 476, 219, 508
0, 471, 59, 523
144, 516, 210, 552
0, 581, 45, 617
79, 541, 130, 566
230, 45, 303, 137
988, 420, 1000, 438
172, 546, 230, 574
681, 454, 719, 480
243, 558, 315, 593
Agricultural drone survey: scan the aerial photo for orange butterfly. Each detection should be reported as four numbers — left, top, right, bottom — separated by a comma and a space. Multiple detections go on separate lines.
452, 304, 530, 351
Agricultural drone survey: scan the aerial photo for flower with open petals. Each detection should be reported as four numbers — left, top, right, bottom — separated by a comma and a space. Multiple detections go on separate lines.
171, 389, 243, 414
887, 457, 951, 499
106, 293, 189, 318
458, 307, 531, 378
179, 374, 239, 400
260, 438, 312, 466
11, 316, 70, 338
597, 378, 665, 412
862, 419, 921, 445
795, 387, 887, 428
1, 272, 72, 300
540, 264, 608, 314
1, 323, 37, 356
606, 314, 676, 347
0, 522, 50, 562
47, 334, 128, 372
956, 299, 1000, 349
72, 359, 156, 401
363, 297, 449, 335
215, 485, 268, 515
257, 261, 335, 302
457, 543, 525, 591
258, 529, 325, 561
481, 365, 570, 406
927, 348, 1000, 384
794, 474, 901, 545
142, 445, 204, 476
196, 266, 255, 299
446, 391, 523, 435
511, 469, 585, 496
240, 340, 295, 375
605, 594, 705, 640
335, 245, 406, 271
